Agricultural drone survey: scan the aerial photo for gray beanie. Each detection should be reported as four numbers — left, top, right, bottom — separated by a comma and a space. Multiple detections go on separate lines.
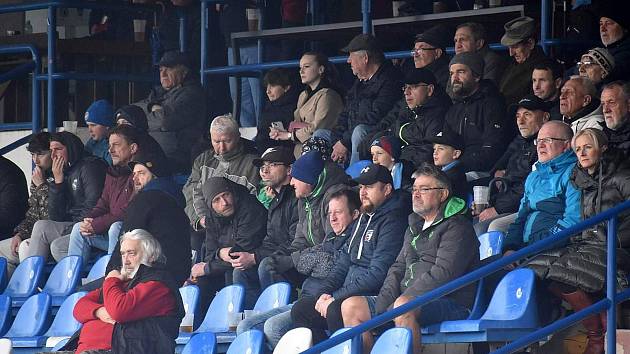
449, 52, 484, 78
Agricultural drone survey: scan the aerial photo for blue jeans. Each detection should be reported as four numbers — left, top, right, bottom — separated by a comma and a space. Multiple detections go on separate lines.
227, 45, 261, 127
67, 221, 122, 266
350, 124, 376, 165
236, 304, 294, 350
232, 265, 262, 310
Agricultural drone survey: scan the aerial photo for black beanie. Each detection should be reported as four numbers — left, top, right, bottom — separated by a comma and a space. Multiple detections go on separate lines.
116, 105, 149, 133
202, 177, 234, 206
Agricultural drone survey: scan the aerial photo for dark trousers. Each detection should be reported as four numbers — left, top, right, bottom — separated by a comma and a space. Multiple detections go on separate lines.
290, 296, 345, 343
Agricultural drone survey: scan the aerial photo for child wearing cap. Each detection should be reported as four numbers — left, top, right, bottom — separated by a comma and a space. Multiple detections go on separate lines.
428, 130, 469, 201
84, 99, 114, 165
370, 135, 412, 191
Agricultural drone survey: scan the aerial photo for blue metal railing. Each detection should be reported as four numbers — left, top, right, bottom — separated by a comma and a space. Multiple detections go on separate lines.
303, 200, 630, 353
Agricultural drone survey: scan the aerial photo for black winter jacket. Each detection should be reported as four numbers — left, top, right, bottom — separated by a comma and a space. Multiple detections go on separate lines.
442, 161, 469, 202
48, 133, 107, 223
444, 80, 507, 172
425, 54, 450, 90
111, 264, 184, 354
604, 117, 630, 156
256, 87, 300, 153
499, 46, 549, 106
0, 156, 28, 240
333, 61, 402, 149
108, 177, 192, 285
253, 184, 299, 262
490, 134, 537, 214
375, 197, 479, 314
319, 190, 410, 301
203, 184, 267, 276
606, 34, 630, 82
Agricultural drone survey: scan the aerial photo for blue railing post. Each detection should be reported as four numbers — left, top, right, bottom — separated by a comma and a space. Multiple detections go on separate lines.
361, 0, 371, 34
178, 7, 187, 53
47, 4, 56, 132
540, 0, 549, 54
200, 0, 207, 88
607, 216, 617, 354
32, 49, 41, 134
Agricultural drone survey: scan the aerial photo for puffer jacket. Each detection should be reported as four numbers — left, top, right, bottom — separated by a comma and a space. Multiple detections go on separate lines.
499, 46, 549, 106
203, 183, 267, 276
333, 61, 402, 150
134, 74, 206, 172
490, 133, 538, 214
48, 132, 107, 223
288, 163, 350, 265
183, 144, 260, 230
444, 80, 507, 172
319, 190, 410, 301
527, 149, 630, 292
253, 184, 299, 262
379, 88, 452, 169
0, 156, 28, 240
562, 99, 604, 133
604, 116, 630, 155
375, 197, 479, 314
505, 150, 581, 251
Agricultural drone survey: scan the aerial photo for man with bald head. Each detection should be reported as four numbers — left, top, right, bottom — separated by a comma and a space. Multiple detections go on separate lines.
559, 76, 604, 132
504, 121, 580, 252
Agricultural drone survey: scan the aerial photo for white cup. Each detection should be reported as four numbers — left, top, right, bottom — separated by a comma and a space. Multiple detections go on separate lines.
180, 312, 194, 333
473, 186, 490, 205
62, 120, 78, 134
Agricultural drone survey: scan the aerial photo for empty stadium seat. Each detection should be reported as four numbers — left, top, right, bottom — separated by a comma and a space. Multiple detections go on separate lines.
86, 254, 111, 282
371, 327, 412, 354
253, 282, 291, 312
42, 291, 87, 348
176, 284, 245, 345
423, 268, 539, 343
4, 256, 44, 307
345, 160, 372, 179
273, 327, 313, 354
226, 329, 264, 354
5, 293, 52, 347
322, 328, 362, 354
478, 231, 505, 261
181, 331, 217, 354
180, 285, 200, 322
42, 255, 83, 306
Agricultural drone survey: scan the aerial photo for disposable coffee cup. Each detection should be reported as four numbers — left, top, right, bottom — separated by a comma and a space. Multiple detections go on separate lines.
473, 186, 490, 214
62, 120, 78, 134
247, 8, 259, 31
133, 19, 146, 42
180, 312, 194, 333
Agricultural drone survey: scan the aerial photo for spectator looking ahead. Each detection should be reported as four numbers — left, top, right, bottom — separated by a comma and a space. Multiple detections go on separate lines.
84, 99, 114, 166
0, 133, 50, 275
599, 5, 630, 81
330, 33, 402, 165
601, 80, 630, 154
454, 22, 507, 86
560, 76, 605, 132
577, 48, 615, 90
428, 130, 468, 202
412, 24, 452, 89
532, 61, 564, 121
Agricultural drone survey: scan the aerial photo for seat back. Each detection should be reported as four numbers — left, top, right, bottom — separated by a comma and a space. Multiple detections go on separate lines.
86, 254, 112, 282
44, 291, 87, 337
253, 282, 291, 312
5, 293, 51, 337
4, 256, 44, 299
180, 285, 200, 319
181, 332, 217, 354
0, 294, 12, 336
42, 256, 82, 297
322, 328, 362, 354
197, 284, 245, 333
371, 327, 412, 354
273, 327, 312, 354
478, 231, 504, 260
0, 258, 8, 293
481, 268, 539, 327
345, 160, 372, 179
466, 277, 488, 320
226, 329, 264, 354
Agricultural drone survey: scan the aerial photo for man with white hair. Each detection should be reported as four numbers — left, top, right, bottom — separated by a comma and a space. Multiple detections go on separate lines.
68, 229, 183, 354
560, 76, 605, 132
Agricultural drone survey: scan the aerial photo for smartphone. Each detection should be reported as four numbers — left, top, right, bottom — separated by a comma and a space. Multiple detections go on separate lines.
271, 121, 285, 131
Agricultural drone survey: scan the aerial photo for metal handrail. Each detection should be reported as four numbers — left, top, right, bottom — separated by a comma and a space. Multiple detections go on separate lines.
303, 199, 630, 353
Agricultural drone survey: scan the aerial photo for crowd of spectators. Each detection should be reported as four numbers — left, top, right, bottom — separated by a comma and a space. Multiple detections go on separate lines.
2, 3, 630, 354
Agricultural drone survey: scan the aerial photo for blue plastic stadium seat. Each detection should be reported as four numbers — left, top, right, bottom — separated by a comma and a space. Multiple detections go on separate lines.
180, 285, 200, 319
253, 282, 291, 312
226, 329, 264, 354
0, 258, 8, 293
371, 328, 412, 354
0, 294, 12, 336
42, 255, 83, 306
5, 293, 52, 347
424, 268, 539, 343
181, 331, 217, 354
323, 328, 362, 354
478, 231, 505, 261
3, 256, 45, 307
41, 291, 87, 347
176, 284, 245, 345
345, 160, 372, 179
86, 254, 111, 282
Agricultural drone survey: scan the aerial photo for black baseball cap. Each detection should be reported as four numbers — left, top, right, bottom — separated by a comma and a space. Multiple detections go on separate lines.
428, 129, 465, 151
253, 147, 295, 167
352, 163, 393, 186
404, 68, 437, 86
510, 94, 551, 113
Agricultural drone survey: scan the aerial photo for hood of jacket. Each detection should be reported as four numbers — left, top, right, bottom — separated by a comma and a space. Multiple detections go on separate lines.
408, 196, 467, 237
305, 162, 348, 201
142, 176, 185, 207
534, 149, 578, 178
54, 131, 87, 167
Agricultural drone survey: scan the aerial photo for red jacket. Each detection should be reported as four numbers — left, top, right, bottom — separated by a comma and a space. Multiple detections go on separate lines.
86, 166, 133, 234
73, 277, 176, 354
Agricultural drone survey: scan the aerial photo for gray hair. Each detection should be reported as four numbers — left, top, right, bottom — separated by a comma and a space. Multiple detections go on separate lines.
602, 80, 630, 101
568, 75, 598, 98
120, 229, 164, 265
210, 113, 240, 137
413, 163, 452, 195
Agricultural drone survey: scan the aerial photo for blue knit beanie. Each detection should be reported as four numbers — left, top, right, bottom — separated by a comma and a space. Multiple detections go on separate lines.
291, 151, 324, 185
85, 99, 114, 127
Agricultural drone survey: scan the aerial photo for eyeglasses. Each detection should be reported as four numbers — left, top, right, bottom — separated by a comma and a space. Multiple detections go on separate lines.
412, 187, 444, 194
577, 61, 594, 67
534, 137, 568, 146
402, 84, 429, 92
260, 162, 286, 171
411, 47, 437, 56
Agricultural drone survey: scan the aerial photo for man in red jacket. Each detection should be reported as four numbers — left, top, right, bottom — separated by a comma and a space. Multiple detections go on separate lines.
71, 229, 182, 354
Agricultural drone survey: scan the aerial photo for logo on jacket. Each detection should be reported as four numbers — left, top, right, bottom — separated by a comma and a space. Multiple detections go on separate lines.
364, 230, 374, 242
71, 178, 79, 191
